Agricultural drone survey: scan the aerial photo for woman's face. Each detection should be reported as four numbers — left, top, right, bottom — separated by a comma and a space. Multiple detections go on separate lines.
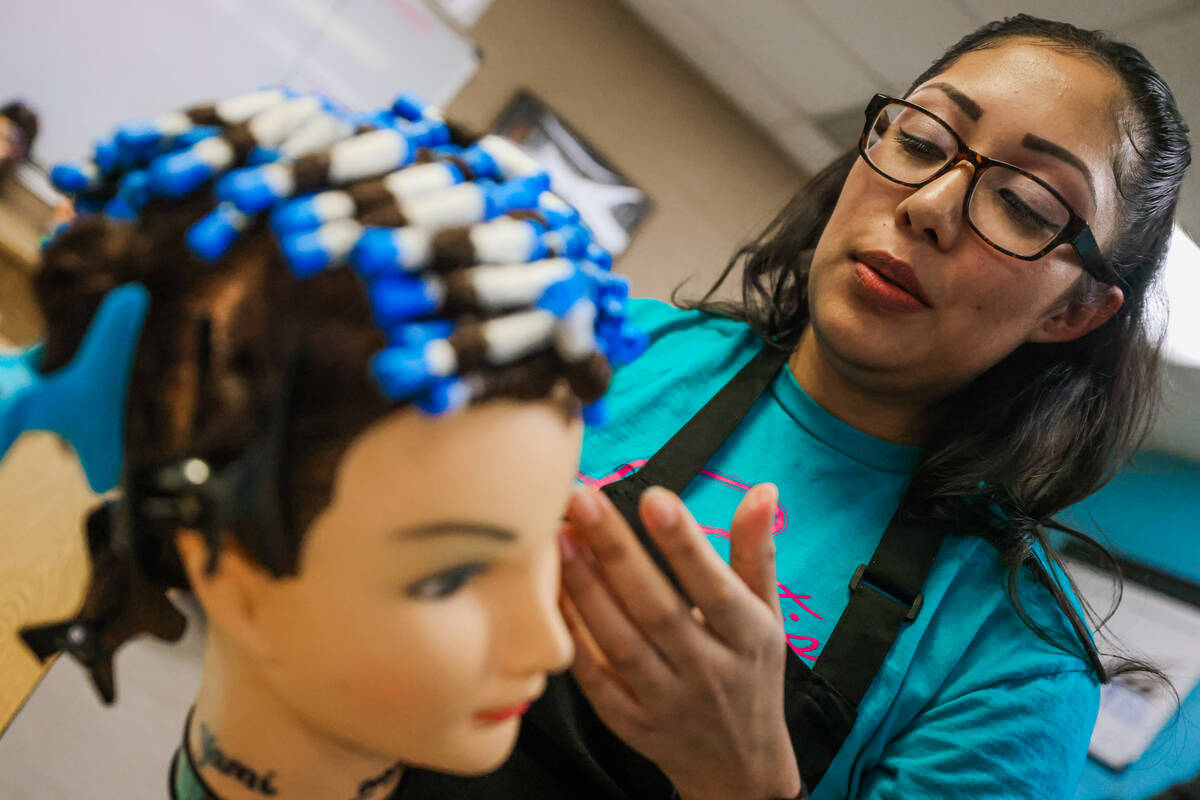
808, 40, 1127, 400
249, 400, 580, 774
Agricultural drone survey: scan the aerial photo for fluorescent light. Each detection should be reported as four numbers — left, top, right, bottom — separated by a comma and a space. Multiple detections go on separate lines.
1162, 227, 1200, 369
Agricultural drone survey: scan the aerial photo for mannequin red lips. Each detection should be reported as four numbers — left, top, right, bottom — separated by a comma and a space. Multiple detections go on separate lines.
475, 699, 534, 722
852, 250, 932, 311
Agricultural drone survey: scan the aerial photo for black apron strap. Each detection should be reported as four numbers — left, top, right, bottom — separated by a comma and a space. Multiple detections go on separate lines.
600, 338, 793, 601
812, 498, 945, 706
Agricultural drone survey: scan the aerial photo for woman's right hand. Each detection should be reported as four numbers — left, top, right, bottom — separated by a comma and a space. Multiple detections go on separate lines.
560, 483, 804, 800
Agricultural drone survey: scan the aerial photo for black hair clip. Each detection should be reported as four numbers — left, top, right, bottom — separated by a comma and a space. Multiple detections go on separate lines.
19, 501, 188, 704
19, 347, 300, 705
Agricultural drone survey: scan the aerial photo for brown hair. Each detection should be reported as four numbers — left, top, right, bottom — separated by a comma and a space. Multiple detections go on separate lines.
38, 195, 406, 585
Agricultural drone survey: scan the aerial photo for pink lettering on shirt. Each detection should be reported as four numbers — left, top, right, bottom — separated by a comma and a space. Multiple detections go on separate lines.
778, 580, 823, 661
577, 460, 788, 539
579, 462, 824, 661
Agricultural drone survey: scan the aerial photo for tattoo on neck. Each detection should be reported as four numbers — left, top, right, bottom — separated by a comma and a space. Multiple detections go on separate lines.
196, 721, 279, 796
350, 762, 402, 800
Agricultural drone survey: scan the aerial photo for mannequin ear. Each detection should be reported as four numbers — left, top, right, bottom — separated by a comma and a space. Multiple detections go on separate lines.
176, 530, 276, 657
1028, 284, 1124, 344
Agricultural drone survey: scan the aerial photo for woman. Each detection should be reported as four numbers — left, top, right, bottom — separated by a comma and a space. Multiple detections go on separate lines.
11, 90, 640, 799
417, 15, 1191, 800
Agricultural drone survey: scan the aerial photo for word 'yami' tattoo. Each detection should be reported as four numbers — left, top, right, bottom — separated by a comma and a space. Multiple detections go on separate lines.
351, 762, 403, 800
197, 721, 279, 796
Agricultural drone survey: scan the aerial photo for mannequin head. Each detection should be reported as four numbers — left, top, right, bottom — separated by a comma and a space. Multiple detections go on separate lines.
37, 205, 582, 777
178, 398, 578, 775
31, 92, 625, 790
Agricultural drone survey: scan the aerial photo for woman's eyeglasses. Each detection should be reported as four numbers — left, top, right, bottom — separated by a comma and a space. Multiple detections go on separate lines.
857, 93, 1117, 285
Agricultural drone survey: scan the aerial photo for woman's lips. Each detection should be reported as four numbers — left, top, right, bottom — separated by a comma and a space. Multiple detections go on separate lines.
851, 251, 931, 312
475, 699, 533, 723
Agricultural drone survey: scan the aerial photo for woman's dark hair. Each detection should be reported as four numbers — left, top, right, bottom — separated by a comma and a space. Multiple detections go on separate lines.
681, 15, 1191, 685
1, 101, 39, 147
0, 100, 39, 179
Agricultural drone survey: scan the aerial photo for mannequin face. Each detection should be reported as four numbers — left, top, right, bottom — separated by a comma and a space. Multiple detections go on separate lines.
207, 399, 579, 775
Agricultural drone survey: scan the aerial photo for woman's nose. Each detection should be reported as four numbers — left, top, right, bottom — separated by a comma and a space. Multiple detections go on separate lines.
893, 162, 973, 251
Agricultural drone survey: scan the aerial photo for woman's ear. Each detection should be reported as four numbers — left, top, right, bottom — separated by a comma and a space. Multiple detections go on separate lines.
1028, 284, 1124, 344
176, 530, 276, 658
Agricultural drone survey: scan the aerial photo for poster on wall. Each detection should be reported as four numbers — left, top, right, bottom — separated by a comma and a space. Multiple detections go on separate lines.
1062, 543, 1200, 771
493, 90, 652, 256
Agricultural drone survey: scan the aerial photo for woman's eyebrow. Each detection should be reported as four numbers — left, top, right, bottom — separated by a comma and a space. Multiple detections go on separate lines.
395, 521, 517, 541
1021, 133, 1097, 203
926, 82, 983, 121
925, 82, 1097, 204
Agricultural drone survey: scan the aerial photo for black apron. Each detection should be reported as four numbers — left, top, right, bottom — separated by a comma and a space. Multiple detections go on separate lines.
396, 337, 946, 799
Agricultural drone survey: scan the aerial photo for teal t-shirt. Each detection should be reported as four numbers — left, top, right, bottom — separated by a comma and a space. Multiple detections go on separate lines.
578, 299, 1101, 799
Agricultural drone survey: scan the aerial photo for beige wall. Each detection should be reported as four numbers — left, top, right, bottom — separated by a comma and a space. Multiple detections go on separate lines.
447, 0, 805, 302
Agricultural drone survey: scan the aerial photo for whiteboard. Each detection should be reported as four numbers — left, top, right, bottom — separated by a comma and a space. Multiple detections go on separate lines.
0, 0, 479, 167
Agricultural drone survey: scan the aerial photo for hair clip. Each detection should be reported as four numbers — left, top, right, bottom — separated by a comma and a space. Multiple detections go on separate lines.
279, 174, 549, 277
18, 502, 188, 704
45, 87, 645, 428
352, 217, 589, 279
0, 284, 149, 493
271, 157, 475, 235
217, 124, 442, 214
369, 257, 585, 327
114, 88, 289, 155
149, 95, 325, 198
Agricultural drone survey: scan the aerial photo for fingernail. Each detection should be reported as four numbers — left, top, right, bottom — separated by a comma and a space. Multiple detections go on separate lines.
571, 489, 601, 525
642, 486, 678, 528
757, 482, 779, 513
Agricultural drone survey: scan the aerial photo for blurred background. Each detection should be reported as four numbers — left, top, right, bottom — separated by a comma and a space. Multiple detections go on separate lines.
0, 1, 1196, 798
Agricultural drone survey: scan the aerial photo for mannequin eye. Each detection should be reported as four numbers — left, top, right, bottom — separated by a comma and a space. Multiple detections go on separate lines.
405, 562, 490, 600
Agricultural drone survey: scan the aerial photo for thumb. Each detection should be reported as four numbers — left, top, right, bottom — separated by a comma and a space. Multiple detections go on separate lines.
728, 482, 782, 617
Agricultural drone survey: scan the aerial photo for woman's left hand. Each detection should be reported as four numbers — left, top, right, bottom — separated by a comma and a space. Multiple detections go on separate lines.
560, 483, 804, 800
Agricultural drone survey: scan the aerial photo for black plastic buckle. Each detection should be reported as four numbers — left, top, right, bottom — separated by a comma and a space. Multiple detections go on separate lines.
849, 563, 924, 622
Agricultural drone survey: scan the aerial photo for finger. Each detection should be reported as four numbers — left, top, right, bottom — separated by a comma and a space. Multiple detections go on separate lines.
559, 592, 625, 693
561, 595, 648, 724
728, 482, 783, 619
560, 518, 677, 690
639, 486, 763, 650
566, 487, 703, 668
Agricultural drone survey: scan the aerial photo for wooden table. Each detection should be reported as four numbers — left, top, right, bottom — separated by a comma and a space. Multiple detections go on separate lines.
0, 428, 97, 736
0, 164, 96, 736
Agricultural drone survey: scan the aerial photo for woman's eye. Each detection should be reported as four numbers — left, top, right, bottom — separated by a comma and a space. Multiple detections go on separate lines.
998, 188, 1056, 233
896, 130, 946, 163
405, 563, 489, 600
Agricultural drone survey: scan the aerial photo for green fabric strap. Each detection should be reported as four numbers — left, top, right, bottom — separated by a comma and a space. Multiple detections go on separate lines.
170, 747, 216, 800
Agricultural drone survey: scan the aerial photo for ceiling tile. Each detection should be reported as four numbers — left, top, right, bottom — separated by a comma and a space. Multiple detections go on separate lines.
960, 0, 1195, 31
619, 0, 803, 126
767, 115, 844, 173
685, 0, 879, 116
798, 0, 985, 96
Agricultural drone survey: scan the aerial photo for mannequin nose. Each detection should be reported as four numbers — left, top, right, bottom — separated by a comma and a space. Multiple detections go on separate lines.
894, 162, 973, 251
502, 563, 574, 676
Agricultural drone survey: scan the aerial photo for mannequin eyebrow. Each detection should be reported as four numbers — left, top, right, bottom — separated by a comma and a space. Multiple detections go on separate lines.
396, 522, 516, 541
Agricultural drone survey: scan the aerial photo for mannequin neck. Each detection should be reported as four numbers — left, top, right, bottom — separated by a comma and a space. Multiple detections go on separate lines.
180, 635, 402, 800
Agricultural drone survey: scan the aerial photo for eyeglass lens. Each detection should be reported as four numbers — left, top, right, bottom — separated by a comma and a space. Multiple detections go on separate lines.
864, 103, 1070, 256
